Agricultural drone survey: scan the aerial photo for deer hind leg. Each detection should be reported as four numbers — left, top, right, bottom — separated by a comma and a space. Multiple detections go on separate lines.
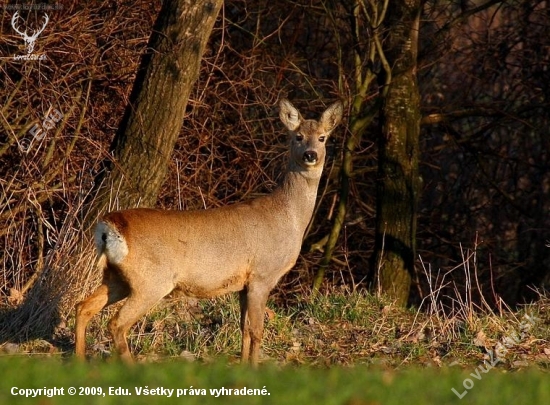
75, 266, 130, 359
243, 286, 270, 366
108, 285, 171, 363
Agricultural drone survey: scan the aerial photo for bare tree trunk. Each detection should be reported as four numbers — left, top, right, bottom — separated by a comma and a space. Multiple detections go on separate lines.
372, 1, 421, 306
92, 0, 223, 215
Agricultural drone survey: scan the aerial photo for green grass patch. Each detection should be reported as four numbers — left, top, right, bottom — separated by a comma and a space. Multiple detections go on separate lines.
0, 357, 547, 404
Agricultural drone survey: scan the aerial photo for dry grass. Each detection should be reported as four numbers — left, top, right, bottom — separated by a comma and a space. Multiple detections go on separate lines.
2, 283, 548, 370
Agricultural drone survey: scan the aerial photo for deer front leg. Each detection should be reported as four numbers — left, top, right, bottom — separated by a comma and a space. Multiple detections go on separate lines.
239, 288, 251, 363
244, 286, 269, 366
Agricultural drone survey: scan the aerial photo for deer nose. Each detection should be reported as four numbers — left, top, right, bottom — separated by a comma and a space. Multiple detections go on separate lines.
303, 151, 318, 164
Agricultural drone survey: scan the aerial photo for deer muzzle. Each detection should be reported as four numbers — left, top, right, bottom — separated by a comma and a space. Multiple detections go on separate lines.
302, 151, 318, 165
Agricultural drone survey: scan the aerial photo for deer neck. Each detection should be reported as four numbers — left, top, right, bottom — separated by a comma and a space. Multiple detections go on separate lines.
272, 163, 324, 232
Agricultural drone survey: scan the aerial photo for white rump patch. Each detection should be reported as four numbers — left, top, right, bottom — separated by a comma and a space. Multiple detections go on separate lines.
94, 221, 129, 265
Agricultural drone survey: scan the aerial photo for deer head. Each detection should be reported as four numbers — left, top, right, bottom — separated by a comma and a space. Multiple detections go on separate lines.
11, 12, 49, 54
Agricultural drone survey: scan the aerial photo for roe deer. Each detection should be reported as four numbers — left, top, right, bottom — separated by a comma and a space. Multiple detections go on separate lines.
75, 99, 343, 365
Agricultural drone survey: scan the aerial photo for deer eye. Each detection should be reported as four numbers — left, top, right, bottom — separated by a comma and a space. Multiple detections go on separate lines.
295, 133, 304, 142
319, 135, 326, 143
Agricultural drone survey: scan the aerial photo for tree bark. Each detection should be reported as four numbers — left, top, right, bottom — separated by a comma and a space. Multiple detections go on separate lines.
93, 0, 223, 214
372, 1, 421, 306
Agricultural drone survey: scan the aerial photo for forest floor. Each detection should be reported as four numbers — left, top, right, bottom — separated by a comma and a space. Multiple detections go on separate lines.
2, 287, 549, 371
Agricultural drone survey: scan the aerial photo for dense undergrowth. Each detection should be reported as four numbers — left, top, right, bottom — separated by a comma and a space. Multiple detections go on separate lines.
2, 287, 548, 372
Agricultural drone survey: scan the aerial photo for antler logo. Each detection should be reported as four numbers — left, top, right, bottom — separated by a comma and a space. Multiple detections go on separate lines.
11, 12, 49, 54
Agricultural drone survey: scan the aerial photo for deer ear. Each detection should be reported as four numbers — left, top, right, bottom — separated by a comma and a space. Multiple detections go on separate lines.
320, 101, 343, 133
279, 99, 302, 131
